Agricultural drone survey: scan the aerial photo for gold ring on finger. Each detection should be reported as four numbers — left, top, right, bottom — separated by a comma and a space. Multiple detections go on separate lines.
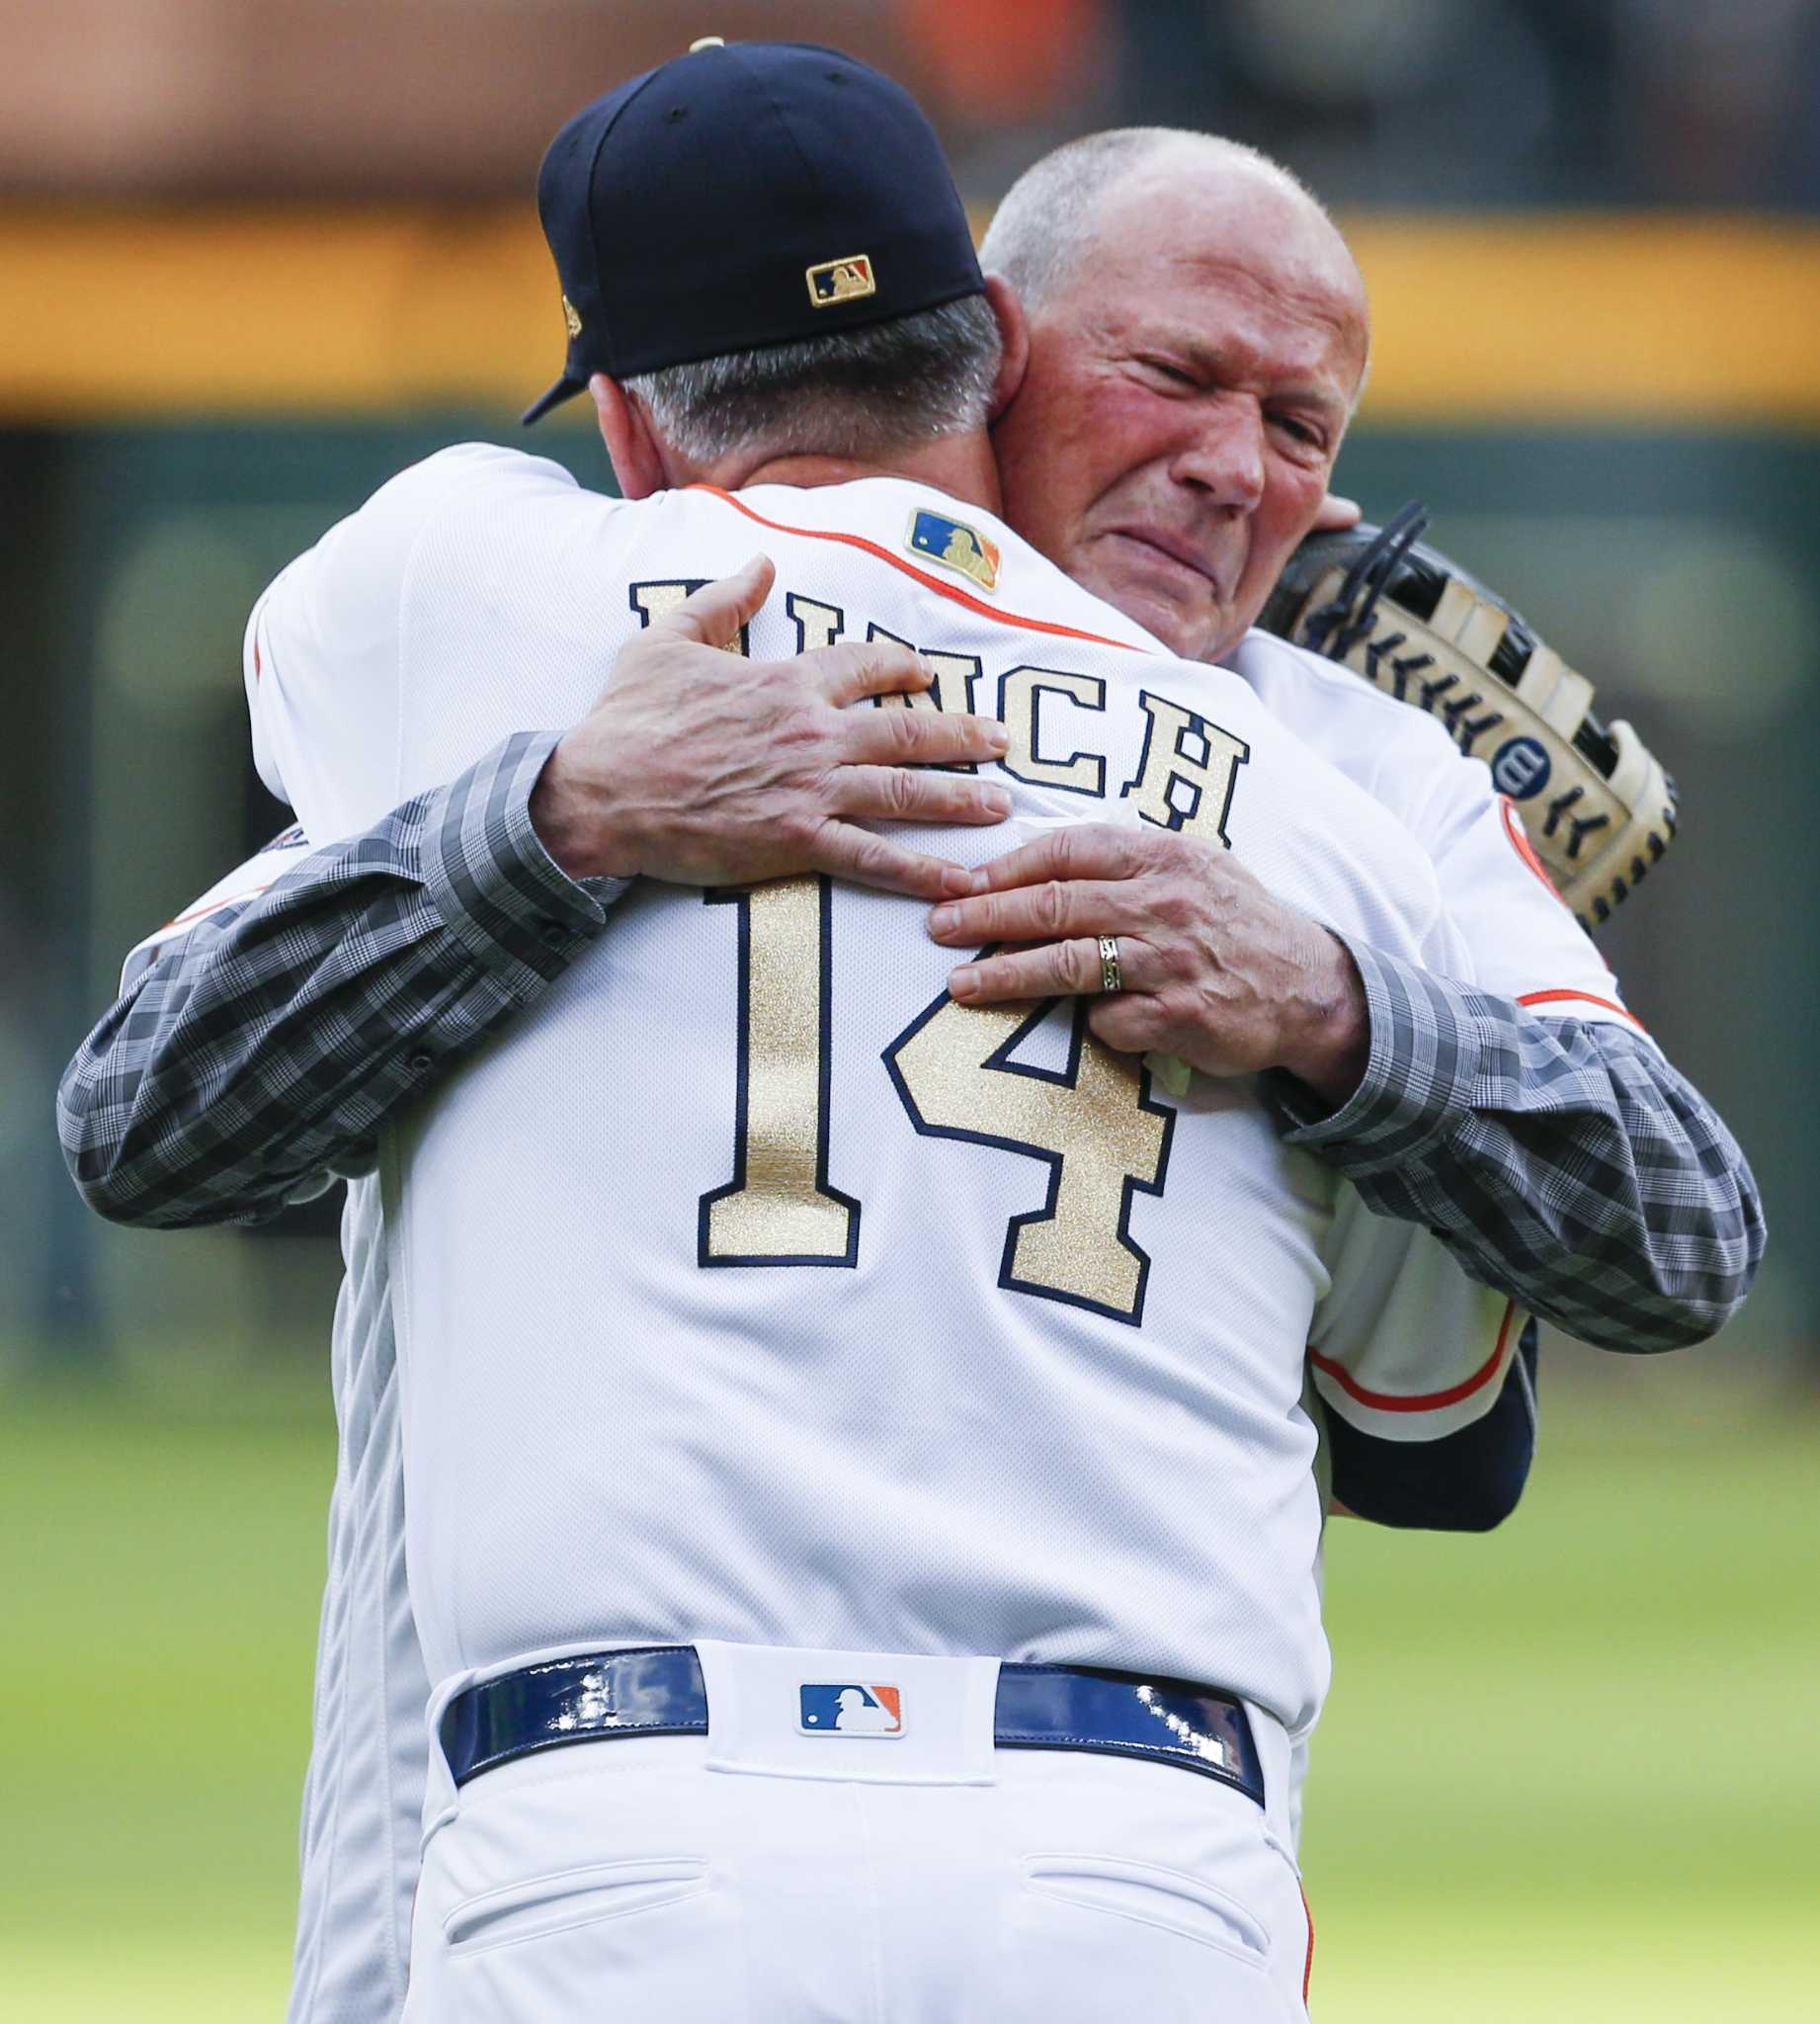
1098, 934, 1123, 994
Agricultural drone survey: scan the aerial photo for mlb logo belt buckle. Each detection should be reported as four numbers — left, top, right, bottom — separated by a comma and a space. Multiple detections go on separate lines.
440, 1648, 1265, 1808
797, 1681, 906, 1736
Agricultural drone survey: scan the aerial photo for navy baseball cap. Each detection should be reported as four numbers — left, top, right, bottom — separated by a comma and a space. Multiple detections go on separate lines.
522, 38, 985, 424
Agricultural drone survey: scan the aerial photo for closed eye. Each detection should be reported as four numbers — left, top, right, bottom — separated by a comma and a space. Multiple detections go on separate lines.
1137, 356, 1200, 389
1272, 412, 1326, 449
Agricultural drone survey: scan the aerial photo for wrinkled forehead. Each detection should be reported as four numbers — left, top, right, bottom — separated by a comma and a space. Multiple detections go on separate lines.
1105, 145, 1361, 280
1062, 153, 1368, 370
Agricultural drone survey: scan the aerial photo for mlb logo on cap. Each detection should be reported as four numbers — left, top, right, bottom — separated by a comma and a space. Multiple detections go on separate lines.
798, 1682, 905, 1736
807, 254, 877, 307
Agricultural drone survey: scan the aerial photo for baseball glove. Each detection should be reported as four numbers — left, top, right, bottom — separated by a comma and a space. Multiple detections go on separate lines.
1258, 503, 1677, 931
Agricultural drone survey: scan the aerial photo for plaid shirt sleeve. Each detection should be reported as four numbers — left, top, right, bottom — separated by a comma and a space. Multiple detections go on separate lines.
1275, 938, 1765, 1353
57, 730, 626, 1229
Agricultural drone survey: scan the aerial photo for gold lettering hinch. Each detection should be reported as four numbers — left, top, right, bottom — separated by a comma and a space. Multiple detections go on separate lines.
1000, 666, 1106, 798
1119, 690, 1250, 846
867, 625, 984, 772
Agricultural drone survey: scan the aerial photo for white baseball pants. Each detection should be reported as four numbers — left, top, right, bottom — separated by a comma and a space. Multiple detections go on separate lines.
404, 1642, 1313, 2022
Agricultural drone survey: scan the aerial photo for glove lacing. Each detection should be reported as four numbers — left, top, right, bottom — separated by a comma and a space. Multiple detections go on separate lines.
1295, 503, 1508, 746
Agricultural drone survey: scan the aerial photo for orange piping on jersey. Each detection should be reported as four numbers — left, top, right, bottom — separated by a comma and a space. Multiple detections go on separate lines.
1517, 987, 1647, 1034
161, 883, 277, 931
1498, 796, 1567, 898
1299, 1881, 1315, 2010
689, 486, 1152, 655
1308, 1299, 1519, 1413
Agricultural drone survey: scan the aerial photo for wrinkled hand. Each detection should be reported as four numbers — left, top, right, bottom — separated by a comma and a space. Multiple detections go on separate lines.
532, 555, 1011, 899
927, 823, 1369, 1105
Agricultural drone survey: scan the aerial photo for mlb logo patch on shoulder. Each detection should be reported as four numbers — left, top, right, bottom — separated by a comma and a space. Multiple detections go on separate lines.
798, 1682, 905, 1736
908, 508, 1000, 593
807, 254, 877, 307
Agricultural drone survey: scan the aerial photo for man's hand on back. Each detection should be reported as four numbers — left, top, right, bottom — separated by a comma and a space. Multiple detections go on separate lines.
927, 823, 1370, 1108
531, 555, 1012, 900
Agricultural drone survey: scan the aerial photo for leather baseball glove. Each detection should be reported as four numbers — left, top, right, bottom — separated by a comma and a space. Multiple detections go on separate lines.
1259, 503, 1677, 932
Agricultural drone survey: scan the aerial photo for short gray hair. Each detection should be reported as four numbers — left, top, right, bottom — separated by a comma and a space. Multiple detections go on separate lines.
623, 294, 1002, 466
981, 128, 1329, 312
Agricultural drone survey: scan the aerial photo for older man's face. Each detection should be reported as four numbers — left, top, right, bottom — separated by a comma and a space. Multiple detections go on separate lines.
991, 160, 1368, 663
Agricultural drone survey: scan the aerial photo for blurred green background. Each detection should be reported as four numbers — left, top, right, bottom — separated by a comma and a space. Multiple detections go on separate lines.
6, 1376, 1813, 2021
5, 1, 1818, 2017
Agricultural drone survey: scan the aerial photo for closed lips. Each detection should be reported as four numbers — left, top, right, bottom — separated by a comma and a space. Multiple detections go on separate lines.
1108, 528, 1224, 594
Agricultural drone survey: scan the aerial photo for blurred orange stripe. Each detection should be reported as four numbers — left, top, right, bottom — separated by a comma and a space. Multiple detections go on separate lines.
0, 207, 558, 418
1347, 213, 1820, 423
1, 206, 1817, 421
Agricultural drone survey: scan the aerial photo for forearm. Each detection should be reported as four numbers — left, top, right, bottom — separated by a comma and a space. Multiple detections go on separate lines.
1278, 942, 1765, 1351
58, 732, 620, 1228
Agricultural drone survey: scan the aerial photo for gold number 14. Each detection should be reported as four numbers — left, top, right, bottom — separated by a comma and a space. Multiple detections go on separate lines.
701, 874, 1175, 1324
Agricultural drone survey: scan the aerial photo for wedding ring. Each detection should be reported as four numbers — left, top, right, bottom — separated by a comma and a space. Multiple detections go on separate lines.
1098, 934, 1123, 994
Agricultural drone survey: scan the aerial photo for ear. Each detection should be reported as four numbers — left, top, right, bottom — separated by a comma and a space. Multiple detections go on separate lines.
982, 273, 1030, 424
592, 375, 669, 500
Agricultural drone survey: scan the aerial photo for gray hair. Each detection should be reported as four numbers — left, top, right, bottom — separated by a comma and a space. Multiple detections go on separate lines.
980, 128, 1330, 312
623, 294, 1002, 466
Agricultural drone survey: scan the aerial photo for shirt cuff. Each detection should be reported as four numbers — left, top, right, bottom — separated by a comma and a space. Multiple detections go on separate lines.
420, 730, 630, 992
1274, 937, 1488, 1172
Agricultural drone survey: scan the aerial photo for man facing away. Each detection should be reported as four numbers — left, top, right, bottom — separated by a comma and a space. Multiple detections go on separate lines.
237, 42, 1544, 2024
60, 49, 1761, 2024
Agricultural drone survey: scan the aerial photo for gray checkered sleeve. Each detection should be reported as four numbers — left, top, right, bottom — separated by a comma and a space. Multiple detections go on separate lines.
58, 730, 625, 1229
1279, 938, 1765, 1352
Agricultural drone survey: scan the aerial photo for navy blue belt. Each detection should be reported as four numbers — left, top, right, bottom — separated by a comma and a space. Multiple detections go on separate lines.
440, 1646, 1265, 1810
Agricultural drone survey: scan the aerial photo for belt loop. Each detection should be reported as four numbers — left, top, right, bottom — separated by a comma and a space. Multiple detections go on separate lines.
1243, 1700, 1296, 1852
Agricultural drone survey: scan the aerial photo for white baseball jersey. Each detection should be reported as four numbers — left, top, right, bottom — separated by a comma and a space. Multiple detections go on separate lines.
244, 444, 1530, 1736
1224, 625, 1637, 1030
1215, 627, 1646, 1438
124, 451, 1643, 2023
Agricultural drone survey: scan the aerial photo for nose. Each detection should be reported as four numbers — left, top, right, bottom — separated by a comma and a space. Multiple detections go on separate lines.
1169, 399, 1266, 512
